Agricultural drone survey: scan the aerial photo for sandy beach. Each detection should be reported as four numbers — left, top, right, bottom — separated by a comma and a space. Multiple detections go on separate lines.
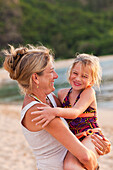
0, 56, 113, 170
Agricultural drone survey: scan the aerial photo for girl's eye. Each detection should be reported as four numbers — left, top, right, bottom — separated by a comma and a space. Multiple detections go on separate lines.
82, 75, 88, 78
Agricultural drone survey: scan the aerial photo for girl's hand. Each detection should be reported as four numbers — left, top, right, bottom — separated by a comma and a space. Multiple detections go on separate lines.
31, 107, 56, 128
91, 134, 111, 155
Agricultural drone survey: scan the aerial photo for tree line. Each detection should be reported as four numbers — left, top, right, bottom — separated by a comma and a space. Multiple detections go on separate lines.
0, 0, 113, 66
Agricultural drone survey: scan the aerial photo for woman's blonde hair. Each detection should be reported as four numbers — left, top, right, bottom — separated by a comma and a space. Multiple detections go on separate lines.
68, 53, 102, 88
3, 44, 54, 93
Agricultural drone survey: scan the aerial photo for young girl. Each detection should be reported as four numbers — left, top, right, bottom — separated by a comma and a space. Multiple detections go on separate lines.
32, 53, 104, 169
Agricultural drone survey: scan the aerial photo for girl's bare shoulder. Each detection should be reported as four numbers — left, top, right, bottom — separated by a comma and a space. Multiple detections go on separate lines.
82, 87, 95, 96
58, 88, 70, 103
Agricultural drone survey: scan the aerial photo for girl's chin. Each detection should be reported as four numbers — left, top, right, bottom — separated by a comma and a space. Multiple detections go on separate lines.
72, 85, 83, 91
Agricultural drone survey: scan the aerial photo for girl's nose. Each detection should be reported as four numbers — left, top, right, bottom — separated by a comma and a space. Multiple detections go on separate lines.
76, 75, 81, 81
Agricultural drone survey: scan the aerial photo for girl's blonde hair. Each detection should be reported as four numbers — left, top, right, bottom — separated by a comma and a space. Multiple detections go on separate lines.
68, 53, 102, 88
3, 44, 54, 93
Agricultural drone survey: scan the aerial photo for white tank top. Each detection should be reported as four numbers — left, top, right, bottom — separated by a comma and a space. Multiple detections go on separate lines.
21, 93, 68, 170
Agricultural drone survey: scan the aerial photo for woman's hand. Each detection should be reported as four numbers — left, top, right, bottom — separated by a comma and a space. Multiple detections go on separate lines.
31, 107, 56, 128
91, 133, 111, 155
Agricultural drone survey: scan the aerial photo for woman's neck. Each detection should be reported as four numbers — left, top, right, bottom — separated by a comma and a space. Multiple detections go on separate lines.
30, 89, 47, 104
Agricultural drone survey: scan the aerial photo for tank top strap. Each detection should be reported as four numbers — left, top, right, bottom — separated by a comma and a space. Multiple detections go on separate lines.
47, 93, 57, 107
21, 101, 39, 122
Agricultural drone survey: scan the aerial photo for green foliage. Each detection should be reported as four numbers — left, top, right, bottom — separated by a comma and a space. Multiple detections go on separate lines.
0, 0, 113, 67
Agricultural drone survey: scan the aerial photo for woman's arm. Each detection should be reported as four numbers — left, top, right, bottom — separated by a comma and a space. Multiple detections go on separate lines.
23, 104, 97, 169
44, 117, 97, 170
29, 95, 111, 158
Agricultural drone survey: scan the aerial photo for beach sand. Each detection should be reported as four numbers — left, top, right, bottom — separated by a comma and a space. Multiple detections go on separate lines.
0, 56, 113, 170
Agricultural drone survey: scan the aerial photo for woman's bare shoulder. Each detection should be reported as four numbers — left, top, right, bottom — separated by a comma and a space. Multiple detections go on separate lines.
22, 97, 48, 132
58, 88, 70, 103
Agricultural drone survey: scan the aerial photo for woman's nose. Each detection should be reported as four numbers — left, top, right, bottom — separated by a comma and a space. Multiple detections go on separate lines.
54, 70, 58, 79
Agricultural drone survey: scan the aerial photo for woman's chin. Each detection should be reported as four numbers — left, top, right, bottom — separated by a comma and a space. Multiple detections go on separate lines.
46, 87, 55, 95
51, 86, 55, 92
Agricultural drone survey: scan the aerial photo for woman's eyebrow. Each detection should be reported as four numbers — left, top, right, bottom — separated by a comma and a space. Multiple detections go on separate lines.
50, 67, 54, 70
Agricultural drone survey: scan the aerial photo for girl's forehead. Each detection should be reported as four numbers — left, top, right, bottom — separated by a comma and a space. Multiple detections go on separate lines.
73, 62, 92, 72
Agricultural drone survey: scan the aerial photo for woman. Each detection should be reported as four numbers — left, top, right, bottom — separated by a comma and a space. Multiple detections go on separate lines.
3, 45, 111, 170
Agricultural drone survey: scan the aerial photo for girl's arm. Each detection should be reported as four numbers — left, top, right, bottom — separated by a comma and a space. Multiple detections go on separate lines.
56, 87, 96, 119
32, 87, 96, 126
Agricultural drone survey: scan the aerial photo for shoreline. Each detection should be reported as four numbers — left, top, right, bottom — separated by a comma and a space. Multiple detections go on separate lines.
54, 54, 113, 69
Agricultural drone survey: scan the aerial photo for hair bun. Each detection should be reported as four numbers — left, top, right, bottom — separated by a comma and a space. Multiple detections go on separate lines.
3, 46, 28, 80
11, 47, 28, 71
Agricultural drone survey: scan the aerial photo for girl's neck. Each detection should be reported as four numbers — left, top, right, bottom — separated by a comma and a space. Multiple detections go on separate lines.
69, 88, 82, 106
71, 88, 82, 96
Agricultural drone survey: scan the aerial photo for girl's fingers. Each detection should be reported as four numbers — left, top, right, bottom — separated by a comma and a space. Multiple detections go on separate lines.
32, 115, 43, 122
36, 118, 46, 126
31, 107, 45, 115
37, 107, 44, 110
42, 120, 50, 128
31, 111, 40, 115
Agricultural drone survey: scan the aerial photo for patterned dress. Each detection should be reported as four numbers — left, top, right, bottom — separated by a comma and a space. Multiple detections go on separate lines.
62, 88, 101, 140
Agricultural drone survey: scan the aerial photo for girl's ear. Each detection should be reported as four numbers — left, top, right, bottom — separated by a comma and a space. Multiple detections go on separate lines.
32, 73, 39, 85
89, 80, 94, 87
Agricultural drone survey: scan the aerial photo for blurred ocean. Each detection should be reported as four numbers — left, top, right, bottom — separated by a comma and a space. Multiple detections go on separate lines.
0, 57, 113, 109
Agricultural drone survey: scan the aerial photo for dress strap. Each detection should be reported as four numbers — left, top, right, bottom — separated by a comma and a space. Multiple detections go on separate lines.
67, 87, 72, 96
73, 90, 83, 106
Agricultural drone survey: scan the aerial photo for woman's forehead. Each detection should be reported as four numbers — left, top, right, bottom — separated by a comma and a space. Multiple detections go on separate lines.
44, 60, 54, 71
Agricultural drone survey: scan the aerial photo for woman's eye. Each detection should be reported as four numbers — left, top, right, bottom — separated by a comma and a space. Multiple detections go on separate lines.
73, 72, 77, 75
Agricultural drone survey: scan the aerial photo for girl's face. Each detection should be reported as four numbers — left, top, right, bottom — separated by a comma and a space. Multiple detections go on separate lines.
69, 62, 93, 91
38, 60, 58, 95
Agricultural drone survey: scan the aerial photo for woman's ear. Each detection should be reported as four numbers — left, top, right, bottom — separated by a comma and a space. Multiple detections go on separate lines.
32, 73, 39, 85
